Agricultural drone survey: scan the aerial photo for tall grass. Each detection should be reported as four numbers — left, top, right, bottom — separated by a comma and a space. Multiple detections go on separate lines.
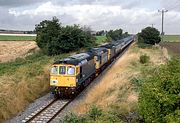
73, 43, 169, 122
0, 51, 67, 122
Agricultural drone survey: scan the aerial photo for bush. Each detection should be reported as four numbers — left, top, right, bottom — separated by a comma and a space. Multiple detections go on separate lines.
88, 105, 102, 121
138, 57, 180, 123
138, 27, 161, 45
35, 17, 95, 55
63, 113, 85, 123
139, 54, 150, 64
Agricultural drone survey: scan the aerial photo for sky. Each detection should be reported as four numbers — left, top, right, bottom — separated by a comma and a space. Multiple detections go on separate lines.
0, 0, 180, 34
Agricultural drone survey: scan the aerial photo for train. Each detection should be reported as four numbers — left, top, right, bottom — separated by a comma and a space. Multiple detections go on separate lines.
50, 35, 135, 98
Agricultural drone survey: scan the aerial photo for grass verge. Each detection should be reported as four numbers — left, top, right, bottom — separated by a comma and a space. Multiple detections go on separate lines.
0, 51, 69, 122
64, 42, 169, 122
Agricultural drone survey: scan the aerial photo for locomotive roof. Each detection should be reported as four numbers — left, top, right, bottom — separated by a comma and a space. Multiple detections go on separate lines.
53, 52, 94, 65
88, 47, 108, 55
100, 43, 115, 49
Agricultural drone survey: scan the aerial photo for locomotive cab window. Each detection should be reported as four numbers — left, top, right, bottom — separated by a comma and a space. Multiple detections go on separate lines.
51, 66, 58, 75
59, 66, 66, 74
67, 66, 75, 75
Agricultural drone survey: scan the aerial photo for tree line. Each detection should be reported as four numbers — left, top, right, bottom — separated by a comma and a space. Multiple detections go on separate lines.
35, 17, 130, 55
96, 29, 129, 41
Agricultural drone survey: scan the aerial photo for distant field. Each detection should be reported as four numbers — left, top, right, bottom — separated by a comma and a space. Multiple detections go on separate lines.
95, 36, 107, 44
163, 35, 180, 42
0, 35, 36, 41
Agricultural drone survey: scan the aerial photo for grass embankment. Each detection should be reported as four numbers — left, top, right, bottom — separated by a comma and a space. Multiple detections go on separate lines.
0, 51, 69, 122
0, 36, 106, 122
95, 36, 107, 45
0, 35, 36, 41
63, 43, 169, 122
163, 35, 180, 42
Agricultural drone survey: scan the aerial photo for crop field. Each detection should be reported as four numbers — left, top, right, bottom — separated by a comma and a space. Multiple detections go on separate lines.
0, 41, 39, 63
95, 36, 107, 44
159, 42, 180, 55
0, 35, 36, 41
162, 35, 180, 42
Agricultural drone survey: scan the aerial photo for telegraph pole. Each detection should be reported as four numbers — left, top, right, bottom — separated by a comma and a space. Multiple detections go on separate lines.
151, 24, 154, 28
158, 9, 168, 41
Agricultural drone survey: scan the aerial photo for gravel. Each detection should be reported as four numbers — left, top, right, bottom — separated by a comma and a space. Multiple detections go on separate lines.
5, 93, 54, 123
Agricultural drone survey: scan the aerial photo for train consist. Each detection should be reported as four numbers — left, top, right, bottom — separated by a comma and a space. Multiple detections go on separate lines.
50, 36, 135, 97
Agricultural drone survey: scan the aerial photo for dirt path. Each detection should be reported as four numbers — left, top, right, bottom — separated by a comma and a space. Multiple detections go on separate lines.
0, 41, 38, 63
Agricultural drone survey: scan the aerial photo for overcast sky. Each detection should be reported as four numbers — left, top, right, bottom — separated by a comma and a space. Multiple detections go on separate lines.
0, 0, 180, 34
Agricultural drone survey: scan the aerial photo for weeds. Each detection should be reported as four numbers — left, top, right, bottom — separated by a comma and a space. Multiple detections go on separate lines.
139, 54, 150, 64
0, 51, 66, 122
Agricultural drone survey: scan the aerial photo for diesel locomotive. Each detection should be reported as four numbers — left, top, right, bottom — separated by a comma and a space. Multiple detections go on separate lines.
50, 36, 134, 97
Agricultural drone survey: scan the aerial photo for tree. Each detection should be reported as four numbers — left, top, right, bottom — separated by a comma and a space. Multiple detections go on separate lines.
35, 17, 95, 55
106, 29, 123, 41
138, 27, 161, 45
138, 58, 180, 123
35, 16, 61, 54
96, 30, 105, 36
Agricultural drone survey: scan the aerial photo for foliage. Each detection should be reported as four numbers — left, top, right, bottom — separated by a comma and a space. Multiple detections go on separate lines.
96, 30, 107, 36
106, 29, 129, 41
138, 57, 180, 123
138, 27, 161, 45
35, 17, 95, 55
63, 113, 86, 123
62, 105, 122, 123
106, 29, 123, 41
131, 78, 144, 91
139, 54, 150, 64
35, 17, 60, 53
88, 105, 102, 121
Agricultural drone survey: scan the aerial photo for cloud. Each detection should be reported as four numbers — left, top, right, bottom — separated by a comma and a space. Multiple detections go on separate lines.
0, 0, 180, 34
160, 0, 180, 11
0, 0, 48, 7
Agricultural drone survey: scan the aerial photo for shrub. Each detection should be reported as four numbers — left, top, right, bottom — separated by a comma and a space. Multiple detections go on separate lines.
35, 17, 95, 55
138, 27, 161, 45
63, 113, 85, 123
88, 105, 102, 121
139, 54, 150, 64
138, 57, 180, 123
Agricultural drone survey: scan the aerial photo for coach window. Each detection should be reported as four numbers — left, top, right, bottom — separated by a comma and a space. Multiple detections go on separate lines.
67, 66, 75, 75
59, 66, 66, 74
51, 66, 58, 75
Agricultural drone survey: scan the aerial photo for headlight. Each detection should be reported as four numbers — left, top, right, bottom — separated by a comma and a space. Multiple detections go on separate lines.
51, 80, 58, 85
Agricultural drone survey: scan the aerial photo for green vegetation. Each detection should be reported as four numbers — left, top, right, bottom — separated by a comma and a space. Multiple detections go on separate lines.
95, 36, 107, 44
138, 27, 161, 45
0, 51, 69, 122
139, 54, 150, 64
106, 29, 129, 41
163, 35, 180, 42
138, 57, 180, 123
0, 35, 36, 41
35, 17, 95, 55
62, 106, 123, 123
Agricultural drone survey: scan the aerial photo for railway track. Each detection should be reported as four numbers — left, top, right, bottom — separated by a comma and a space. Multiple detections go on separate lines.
21, 42, 133, 123
22, 99, 71, 123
